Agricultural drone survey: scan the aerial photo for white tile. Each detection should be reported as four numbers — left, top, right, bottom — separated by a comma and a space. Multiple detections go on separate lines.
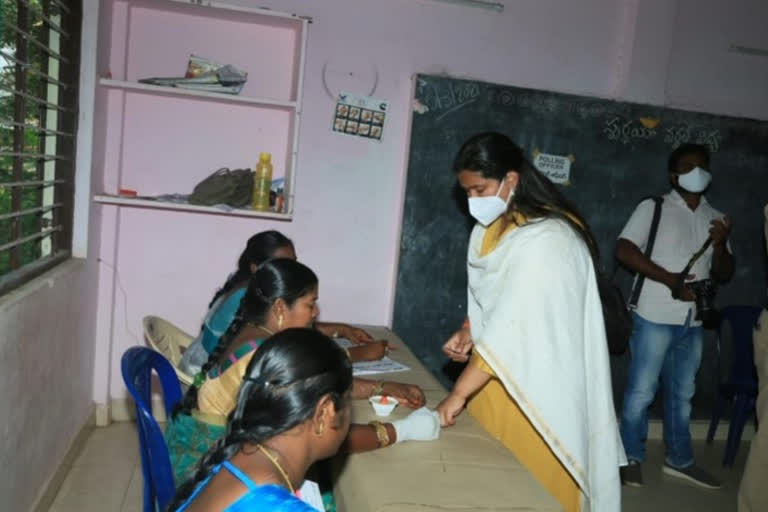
73, 422, 139, 468
51, 423, 139, 512
50, 463, 134, 512
120, 463, 144, 512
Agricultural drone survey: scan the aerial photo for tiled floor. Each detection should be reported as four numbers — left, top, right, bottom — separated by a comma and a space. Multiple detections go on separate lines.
49, 423, 142, 512
623, 437, 747, 512
49, 422, 747, 511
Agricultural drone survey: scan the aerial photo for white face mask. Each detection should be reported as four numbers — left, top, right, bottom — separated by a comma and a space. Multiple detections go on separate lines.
677, 166, 712, 194
468, 180, 514, 227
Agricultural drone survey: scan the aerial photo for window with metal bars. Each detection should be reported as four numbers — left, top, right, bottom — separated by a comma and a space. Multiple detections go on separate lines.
0, 0, 80, 294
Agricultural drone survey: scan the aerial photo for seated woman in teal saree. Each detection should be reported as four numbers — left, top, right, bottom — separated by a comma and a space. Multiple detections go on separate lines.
178, 230, 386, 376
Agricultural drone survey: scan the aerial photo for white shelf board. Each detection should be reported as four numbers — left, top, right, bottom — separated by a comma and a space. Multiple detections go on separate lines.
94, 195, 292, 221
99, 79, 297, 109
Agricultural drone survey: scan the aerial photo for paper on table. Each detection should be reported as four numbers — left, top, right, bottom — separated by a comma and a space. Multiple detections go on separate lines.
298, 479, 324, 511
351, 357, 410, 376
335, 338, 411, 376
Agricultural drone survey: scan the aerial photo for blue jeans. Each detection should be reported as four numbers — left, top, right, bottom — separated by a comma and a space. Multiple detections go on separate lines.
620, 311, 703, 468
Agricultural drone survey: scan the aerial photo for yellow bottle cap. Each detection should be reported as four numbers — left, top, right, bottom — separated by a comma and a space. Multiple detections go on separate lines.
259, 152, 271, 161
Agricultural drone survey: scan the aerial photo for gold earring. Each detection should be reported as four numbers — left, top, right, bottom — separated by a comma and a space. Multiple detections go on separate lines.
315, 423, 325, 436
278, 314, 284, 330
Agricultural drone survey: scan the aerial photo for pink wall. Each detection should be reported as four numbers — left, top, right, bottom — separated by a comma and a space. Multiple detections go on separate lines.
93, 0, 768, 402
664, 0, 768, 118
0, 262, 100, 511
0, 2, 102, 509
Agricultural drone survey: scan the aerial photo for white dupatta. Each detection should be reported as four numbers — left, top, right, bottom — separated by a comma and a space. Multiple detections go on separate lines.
467, 218, 626, 511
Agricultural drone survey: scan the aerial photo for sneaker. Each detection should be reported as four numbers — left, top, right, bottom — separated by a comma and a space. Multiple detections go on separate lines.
662, 463, 722, 489
620, 460, 643, 487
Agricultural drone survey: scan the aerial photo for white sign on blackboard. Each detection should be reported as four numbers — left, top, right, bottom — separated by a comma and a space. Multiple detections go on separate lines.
533, 150, 573, 185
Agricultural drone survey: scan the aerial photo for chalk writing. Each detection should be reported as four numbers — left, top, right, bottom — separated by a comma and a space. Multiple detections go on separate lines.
489, 88, 560, 115
695, 130, 722, 153
489, 88, 609, 119
664, 125, 692, 148
419, 82, 480, 119
604, 116, 657, 145
567, 102, 608, 119
664, 124, 722, 152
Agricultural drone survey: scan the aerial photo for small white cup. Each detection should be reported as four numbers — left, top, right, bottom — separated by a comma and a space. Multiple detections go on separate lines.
369, 395, 398, 417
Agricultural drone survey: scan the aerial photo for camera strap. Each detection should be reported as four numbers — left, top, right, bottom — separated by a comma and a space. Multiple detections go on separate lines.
682, 236, 714, 276
673, 236, 714, 297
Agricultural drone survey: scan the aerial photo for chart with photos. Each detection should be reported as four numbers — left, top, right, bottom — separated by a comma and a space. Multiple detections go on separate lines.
332, 92, 388, 141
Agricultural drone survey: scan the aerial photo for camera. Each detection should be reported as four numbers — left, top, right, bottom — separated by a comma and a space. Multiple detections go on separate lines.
688, 279, 718, 324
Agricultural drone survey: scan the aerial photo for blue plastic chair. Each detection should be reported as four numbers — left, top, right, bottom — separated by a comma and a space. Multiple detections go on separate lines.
121, 346, 182, 511
706, 305, 761, 466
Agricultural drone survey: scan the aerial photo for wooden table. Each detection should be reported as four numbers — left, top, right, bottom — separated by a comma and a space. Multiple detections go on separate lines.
333, 326, 560, 512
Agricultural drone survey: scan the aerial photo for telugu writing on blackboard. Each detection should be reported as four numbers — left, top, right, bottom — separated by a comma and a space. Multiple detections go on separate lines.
602, 116, 722, 152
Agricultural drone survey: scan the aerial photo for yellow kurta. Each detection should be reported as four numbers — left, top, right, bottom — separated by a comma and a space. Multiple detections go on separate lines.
467, 214, 581, 512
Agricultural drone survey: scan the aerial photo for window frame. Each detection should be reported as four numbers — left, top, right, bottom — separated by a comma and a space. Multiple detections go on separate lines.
0, 0, 82, 295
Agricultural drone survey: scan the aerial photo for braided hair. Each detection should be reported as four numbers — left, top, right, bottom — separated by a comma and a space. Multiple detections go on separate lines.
174, 258, 318, 417
208, 230, 294, 308
169, 328, 353, 510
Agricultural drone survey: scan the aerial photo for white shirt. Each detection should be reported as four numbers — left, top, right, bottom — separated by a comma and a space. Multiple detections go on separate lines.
619, 190, 729, 326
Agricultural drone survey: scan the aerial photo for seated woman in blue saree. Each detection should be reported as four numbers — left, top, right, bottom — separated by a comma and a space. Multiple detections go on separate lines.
169, 328, 353, 511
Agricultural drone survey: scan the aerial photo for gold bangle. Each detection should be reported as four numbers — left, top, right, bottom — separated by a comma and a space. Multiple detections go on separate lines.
369, 380, 384, 398
369, 421, 391, 448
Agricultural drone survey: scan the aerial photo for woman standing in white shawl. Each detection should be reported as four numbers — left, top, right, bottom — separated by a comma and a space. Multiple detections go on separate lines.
437, 133, 626, 512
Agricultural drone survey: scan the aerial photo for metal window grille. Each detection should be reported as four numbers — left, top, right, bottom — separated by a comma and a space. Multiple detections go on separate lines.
0, 0, 81, 294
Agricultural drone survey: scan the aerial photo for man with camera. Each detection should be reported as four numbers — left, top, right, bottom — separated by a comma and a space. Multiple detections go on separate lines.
616, 143, 734, 489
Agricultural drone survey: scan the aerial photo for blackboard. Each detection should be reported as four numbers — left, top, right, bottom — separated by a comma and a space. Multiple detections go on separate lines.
393, 74, 768, 419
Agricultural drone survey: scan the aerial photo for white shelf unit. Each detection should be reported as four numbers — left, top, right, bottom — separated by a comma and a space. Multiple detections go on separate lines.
94, 0, 309, 218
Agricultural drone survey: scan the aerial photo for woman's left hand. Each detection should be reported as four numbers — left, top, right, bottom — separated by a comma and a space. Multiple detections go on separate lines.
342, 325, 375, 344
436, 393, 467, 427
382, 382, 426, 409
